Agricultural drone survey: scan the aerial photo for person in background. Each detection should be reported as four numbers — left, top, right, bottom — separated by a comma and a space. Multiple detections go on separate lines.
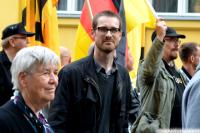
190, 0, 200, 13
0, 46, 59, 133
133, 20, 186, 132
48, 10, 135, 133
0, 23, 35, 106
59, 46, 71, 68
125, 48, 134, 72
178, 42, 200, 85
125, 48, 140, 132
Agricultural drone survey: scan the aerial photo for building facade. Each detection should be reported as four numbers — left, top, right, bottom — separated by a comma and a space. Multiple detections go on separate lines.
1, 0, 200, 68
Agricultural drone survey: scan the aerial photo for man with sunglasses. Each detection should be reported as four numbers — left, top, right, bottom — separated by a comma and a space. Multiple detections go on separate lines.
48, 10, 135, 133
152, 27, 186, 129
134, 22, 186, 132
0, 23, 34, 106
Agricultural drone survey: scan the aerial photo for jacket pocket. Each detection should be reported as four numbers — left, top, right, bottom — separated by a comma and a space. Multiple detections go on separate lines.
76, 86, 99, 130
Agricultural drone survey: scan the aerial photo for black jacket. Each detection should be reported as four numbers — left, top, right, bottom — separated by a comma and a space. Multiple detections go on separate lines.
0, 51, 13, 106
0, 100, 36, 133
48, 55, 136, 133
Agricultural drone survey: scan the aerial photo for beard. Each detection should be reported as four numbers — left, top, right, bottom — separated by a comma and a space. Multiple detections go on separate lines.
96, 42, 117, 54
169, 54, 178, 61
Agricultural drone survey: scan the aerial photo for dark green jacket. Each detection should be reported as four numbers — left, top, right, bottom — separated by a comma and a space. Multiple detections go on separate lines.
133, 38, 176, 132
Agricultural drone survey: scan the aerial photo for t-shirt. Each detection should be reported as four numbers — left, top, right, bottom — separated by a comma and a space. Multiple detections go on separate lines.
164, 60, 185, 128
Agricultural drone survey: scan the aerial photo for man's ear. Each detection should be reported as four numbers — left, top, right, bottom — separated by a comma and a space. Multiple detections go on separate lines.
190, 55, 195, 63
8, 38, 15, 47
91, 29, 95, 40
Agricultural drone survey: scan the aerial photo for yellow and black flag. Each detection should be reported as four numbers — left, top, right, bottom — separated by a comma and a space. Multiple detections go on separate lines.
19, 0, 60, 55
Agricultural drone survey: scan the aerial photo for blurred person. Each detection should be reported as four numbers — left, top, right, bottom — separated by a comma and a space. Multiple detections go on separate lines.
182, 63, 200, 128
125, 48, 134, 72
0, 46, 59, 133
125, 48, 140, 132
179, 42, 200, 85
190, 0, 200, 12
48, 10, 136, 133
59, 46, 71, 67
0, 23, 35, 106
132, 21, 186, 132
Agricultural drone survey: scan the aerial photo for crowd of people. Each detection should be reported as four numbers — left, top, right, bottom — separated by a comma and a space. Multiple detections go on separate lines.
0, 10, 200, 133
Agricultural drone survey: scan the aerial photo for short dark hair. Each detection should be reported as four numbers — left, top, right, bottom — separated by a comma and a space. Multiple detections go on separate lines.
92, 10, 122, 30
179, 42, 200, 62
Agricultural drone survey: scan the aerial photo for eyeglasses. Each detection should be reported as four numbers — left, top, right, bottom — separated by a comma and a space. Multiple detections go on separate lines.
13, 36, 27, 40
164, 38, 181, 44
96, 26, 121, 34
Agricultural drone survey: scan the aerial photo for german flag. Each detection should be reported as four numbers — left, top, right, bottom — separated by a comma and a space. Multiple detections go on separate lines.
19, 0, 60, 56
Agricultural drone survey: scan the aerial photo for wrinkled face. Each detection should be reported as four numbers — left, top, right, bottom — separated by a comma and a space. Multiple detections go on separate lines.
92, 16, 122, 54
163, 37, 181, 62
20, 63, 58, 108
12, 34, 28, 51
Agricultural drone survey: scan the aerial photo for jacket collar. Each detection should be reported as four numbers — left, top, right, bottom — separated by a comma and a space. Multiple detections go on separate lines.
83, 54, 119, 78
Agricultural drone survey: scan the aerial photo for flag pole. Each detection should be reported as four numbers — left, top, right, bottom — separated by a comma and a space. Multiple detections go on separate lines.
145, 0, 158, 19
86, 0, 93, 20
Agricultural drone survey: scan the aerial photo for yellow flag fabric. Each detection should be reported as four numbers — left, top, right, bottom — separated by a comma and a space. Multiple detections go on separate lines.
19, 0, 60, 56
127, 24, 143, 83
74, 24, 93, 60
124, 0, 156, 31
124, 0, 156, 81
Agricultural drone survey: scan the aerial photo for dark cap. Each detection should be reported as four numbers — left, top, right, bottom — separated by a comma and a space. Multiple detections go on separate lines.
151, 27, 186, 42
1, 23, 35, 40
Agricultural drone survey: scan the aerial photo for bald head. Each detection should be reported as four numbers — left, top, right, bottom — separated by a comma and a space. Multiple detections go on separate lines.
59, 46, 71, 67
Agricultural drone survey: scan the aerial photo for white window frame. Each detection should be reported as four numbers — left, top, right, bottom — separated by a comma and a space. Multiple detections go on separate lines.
57, 0, 83, 18
57, 0, 200, 20
152, 0, 200, 20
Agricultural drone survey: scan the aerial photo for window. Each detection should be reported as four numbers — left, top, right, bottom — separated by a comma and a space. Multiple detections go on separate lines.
57, 0, 67, 11
152, 0, 178, 12
57, 0, 84, 17
58, 0, 84, 11
150, 0, 200, 20
57, 0, 200, 19
189, 0, 200, 12
152, 0, 200, 13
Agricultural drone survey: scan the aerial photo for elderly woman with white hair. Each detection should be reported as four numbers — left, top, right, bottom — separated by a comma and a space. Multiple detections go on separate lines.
0, 46, 59, 133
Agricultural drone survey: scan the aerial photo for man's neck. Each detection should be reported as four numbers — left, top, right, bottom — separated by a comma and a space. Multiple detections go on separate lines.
183, 64, 195, 77
94, 50, 115, 71
4, 48, 16, 62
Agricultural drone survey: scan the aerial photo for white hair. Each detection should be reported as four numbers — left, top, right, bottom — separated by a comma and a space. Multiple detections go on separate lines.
11, 46, 60, 90
1, 36, 13, 49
